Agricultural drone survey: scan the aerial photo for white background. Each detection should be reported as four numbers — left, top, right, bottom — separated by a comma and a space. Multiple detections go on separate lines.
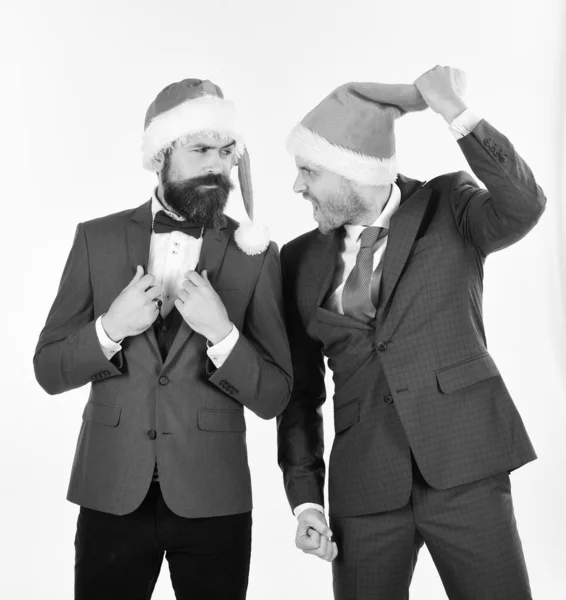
2, 0, 565, 598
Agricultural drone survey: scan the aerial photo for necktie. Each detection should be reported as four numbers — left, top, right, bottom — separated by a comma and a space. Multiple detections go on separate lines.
153, 210, 202, 238
342, 226, 388, 322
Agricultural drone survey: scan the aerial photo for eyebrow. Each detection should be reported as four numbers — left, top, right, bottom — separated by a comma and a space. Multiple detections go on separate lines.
190, 141, 236, 150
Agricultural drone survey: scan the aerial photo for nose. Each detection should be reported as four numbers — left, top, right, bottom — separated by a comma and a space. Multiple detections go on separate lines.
205, 151, 223, 174
293, 172, 307, 194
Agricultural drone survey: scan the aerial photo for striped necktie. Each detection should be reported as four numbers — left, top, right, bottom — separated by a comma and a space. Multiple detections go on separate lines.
342, 226, 388, 322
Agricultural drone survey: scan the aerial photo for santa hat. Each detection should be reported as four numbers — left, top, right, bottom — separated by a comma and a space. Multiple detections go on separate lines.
286, 81, 433, 186
142, 78, 269, 255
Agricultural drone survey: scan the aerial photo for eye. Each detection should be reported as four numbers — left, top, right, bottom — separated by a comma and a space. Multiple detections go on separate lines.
222, 147, 234, 156
194, 148, 207, 153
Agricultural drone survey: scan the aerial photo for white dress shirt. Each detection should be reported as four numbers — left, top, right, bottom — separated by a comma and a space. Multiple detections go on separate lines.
294, 109, 482, 519
95, 191, 239, 366
323, 183, 401, 314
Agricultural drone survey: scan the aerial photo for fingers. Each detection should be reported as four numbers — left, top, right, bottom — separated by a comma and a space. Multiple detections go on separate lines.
184, 270, 213, 288
303, 513, 333, 538
310, 537, 336, 562
127, 265, 145, 287
330, 542, 339, 561
144, 285, 162, 301
315, 538, 332, 560
296, 528, 321, 551
182, 277, 197, 293
134, 273, 155, 291
298, 532, 336, 562
184, 270, 205, 287
176, 289, 189, 304
296, 509, 336, 562
313, 534, 329, 556
453, 68, 467, 94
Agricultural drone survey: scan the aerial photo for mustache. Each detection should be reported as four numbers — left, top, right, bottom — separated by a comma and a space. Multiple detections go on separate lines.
188, 173, 233, 192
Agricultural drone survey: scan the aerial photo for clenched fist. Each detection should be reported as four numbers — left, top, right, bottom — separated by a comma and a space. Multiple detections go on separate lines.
175, 270, 233, 345
295, 508, 338, 562
414, 65, 468, 123
101, 265, 161, 341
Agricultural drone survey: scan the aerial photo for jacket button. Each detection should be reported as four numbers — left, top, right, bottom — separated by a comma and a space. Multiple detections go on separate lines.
384, 394, 394, 404
147, 430, 157, 440
159, 376, 169, 386
376, 341, 387, 352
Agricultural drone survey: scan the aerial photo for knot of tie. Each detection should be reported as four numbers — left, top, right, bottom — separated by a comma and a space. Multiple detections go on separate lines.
360, 226, 386, 249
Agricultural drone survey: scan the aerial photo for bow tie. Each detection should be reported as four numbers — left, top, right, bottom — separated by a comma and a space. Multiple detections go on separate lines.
153, 210, 202, 238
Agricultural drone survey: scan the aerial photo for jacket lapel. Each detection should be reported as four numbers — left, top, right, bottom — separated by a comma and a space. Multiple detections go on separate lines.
127, 201, 153, 272
377, 175, 431, 323
126, 200, 161, 361
305, 229, 373, 331
306, 229, 342, 307
164, 222, 231, 367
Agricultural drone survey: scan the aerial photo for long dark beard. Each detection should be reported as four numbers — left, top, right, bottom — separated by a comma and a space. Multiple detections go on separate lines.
162, 172, 233, 228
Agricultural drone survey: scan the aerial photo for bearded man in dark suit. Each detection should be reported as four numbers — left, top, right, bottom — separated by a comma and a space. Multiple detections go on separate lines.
35, 78, 292, 600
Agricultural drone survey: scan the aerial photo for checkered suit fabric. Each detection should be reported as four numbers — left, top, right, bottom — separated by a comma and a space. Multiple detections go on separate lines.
277, 120, 545, 518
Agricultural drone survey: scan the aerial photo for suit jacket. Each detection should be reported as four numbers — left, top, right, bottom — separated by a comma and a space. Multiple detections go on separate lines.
34, 203, 292, 518
277, 120, 546, 518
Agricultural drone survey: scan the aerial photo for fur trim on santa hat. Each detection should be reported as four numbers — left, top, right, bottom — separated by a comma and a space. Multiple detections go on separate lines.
286, 123, 398, 187
142, 94, 245, 171
234, 221, 270, 256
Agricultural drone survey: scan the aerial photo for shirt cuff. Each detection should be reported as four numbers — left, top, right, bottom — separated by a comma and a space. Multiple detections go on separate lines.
449, 108, 482, 140
95, 315, 123, 361
293, 503, 325, 519
206, 325, 239, 368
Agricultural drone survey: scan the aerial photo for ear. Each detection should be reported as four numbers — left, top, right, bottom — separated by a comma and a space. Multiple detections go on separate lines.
153, 153, 165, 173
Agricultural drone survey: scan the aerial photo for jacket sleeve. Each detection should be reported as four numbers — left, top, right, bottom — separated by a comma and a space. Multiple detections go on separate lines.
208, 241, 293, 420
33, 223, 123, 395
276, 243, 327, 512
450, 119, 547, 255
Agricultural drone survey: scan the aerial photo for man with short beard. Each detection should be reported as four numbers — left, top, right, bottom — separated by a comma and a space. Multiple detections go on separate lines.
34, 79, 292, 600
277, 66, 545, 599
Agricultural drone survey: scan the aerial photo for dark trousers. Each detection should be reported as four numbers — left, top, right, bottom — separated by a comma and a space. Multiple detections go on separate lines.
330, 462, 531, 600
74, 483, 252, 600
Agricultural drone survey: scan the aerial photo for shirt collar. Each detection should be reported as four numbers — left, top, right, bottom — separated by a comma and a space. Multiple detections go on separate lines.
344, 183, 401, 242
151, 188, 185, 222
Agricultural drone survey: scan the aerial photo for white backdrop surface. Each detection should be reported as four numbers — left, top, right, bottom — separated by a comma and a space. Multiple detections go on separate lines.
1, 1, 565, 598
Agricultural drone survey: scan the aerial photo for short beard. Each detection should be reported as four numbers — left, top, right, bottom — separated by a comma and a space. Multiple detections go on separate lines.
308, 185, 368, 235
162, 165, 233, 228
